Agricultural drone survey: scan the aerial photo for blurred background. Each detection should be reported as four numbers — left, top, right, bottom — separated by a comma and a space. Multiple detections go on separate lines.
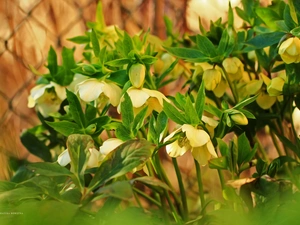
0, 0, 272, 180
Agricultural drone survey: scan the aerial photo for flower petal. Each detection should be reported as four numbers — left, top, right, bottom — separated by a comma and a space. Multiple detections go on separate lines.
166, 140, 189, 157
127, 88, 150, 108
100, 138, 124, 155
192, 146, 211, 166
182, 124, 210, 147
102, 82, 122, 106
57, 149, 71, 167
77, 79, 104, 102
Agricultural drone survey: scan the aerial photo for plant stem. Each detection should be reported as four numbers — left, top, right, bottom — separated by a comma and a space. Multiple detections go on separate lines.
254, 135, 269, 163
194, 159, 206, 214
133, 187, 161, 207
221, 67, 239, 104
172, 158, 188, 221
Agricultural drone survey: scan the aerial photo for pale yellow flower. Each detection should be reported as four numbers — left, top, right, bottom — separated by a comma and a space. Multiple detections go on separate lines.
203, 68, 222, 91
99, 138, 124, 155
119, 87, 168, 116
222, 57, 244, 81
279, 37, 300, 64
57, 147, 101, 168
129, 63, 146, 88
76, 78, 122, 106
164, 124, 217, 165
226, 109, 248, 127
28, 82, 66, 117
267, 76, 285, 97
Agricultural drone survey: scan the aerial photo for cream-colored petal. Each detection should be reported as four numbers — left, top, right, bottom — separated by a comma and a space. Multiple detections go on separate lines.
164, 127, 183, 142
206, 140, 217, 157
279, 38, 294, 54
192, 146, 211, 166
27, 95, 36, 108
87, 148, 100, 168
142, 88, 167, 106
127, 88, 150, 108
77, 79, 104, 102
57, 149, 71, 167
30, 84, 52, 101
37, 102, 60, 117
102, 82, 122, 106
182, 124, 210, 147
52, 82, 67, 100
166, 140, 189, 157
202, 115, 218, 127
256, 92, 276, 109
100, 138, 124, 155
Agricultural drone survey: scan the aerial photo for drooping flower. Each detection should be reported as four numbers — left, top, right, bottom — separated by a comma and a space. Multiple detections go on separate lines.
278, 37, 300, 64
267, 75, 285, 97
28, 82, 66, 117
57, 147, 101, 168
118, 87, 168, 116
129, 63, 146, 88
222, 57, 244, 81
76, 78, 122, 106
202, 68, 222, 91
164, 124, 217, 165
99, 138, 124, 155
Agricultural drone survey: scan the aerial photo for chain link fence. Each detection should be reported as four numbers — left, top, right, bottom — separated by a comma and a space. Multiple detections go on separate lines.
0, 0, 192, 179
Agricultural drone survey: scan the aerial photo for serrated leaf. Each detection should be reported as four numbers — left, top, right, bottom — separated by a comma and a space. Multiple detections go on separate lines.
66, 89, 86, 129
20, 131, 52, 162
164, 46, 208, 61
217, 138, 229, 156
67, 134, 94, 190
67, 35, 90, 44
88, 139, 154, 190
93, 181, 133, 201
163, 100, 187, 125
185, 96, 199, 125
27, 162, 73, 176
46, 121, 82, 136
255, 7, 281, 30
132, 106, 148, 135
121, 92, 134, 129
196, 34, 217, 57
245, 32, 285, 50
209, 156, 228, 170
105, 58, 131, 67
156, 111, 168, 135
195, 81, 205, 119
116, 124, 133, 141
91, 29, 100, 57
237, 133, 251, 167
123, 32, 134, 57
47, 46, 58, 75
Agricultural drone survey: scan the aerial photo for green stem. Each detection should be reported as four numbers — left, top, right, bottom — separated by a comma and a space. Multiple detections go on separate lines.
221, 67, 239, 104
172, 158, 188, 221
195, 159, 206, 214
133, 187, 161, 208
254, 135, 269, 163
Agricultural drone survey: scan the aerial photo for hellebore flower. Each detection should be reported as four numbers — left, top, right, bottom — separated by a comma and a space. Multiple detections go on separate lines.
267, 76, 285, 97
28, 82, 66, 117
222, 57, 244, 81
278, 37, 300, 64
76, 78, 122, 106
57, 147, 101, 168
203, 68, 222, 91
164, 124, 217, 165
99, 138, 124, 155
118, 87, 168, 116
129, 63, 146, 88
226, 109, 248, 127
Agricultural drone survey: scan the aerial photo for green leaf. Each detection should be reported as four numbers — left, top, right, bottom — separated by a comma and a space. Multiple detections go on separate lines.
156, 111, 168, 135
267, 156, 297, 178
105, 58, 131, 67
132, 106, 148, 135
133, 176, 171, 191
46, 121, 82, 136
27, 162, 73, 176
47, 46, 58, 75
196, 34, 217, 57
67, 134, 94, 190
88, 139, 154, 190
209, 156, 228, 170
217, 138, 229, 156
91, 29, 100, 57
60, 47, 76, 85
163, 100, 187, 125
290, 26, 300, 37
123, 32, 134, 57
67, 35, 90, 44
245, 32, 285, 50
0, 181, 17, 192
0, 186, 43, 205
116, 124, 133, 141
85, 103, 97, 122
164, 46, 208, 61
89, 116, 111, 137
93, 181, 133, 201
184, 96, 199, 125
141, 55, 157, 65
107, 69, 128, 86
20, 131, 52, 162
255, 7, 281, 30
237, 133, 251, 167
195, 81, 205, 119
284, 4, 298, 30
96, 1, 106, 29
66, 89, 86, 129
255, 158, 267, 176
204, 104, 223, 118
233, 94, 258, 109
121, 92, 134, 129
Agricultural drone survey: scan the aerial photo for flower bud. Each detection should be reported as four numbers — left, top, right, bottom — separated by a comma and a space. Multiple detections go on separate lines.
227, 110, 248, 127
267, 76, 285, 96
278, 37, 300, 64
222, 57, 244, 81
203, 68, 222, 91
129, 63, 146, 88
